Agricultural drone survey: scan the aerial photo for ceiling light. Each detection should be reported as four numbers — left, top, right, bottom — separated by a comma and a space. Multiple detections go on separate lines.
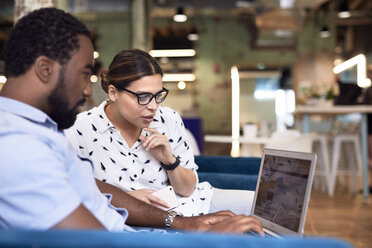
333, 54, 371, 88
187, 27, 199, 41
320, 26, 330, 38
149, 49, 196, 57
178, 81, 186, 90
163, 73, 195, 82
280, 0, 295, 9
338, 11, 351, 18
93, 51, 100, 59
173, 6, 187, 22
0, 75, 7, 84
90, 75, 98, 83
338, 0, 351, 18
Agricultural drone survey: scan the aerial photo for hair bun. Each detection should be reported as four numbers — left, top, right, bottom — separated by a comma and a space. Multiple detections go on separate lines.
100, 70, 109, 93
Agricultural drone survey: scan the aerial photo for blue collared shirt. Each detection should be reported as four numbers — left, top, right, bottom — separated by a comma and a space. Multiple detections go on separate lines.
0, 96, 131, 231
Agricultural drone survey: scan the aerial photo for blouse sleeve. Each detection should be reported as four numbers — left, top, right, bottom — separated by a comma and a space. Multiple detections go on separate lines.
166, 109, 199, 173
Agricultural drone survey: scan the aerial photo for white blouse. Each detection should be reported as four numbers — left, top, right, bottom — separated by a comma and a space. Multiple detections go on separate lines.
65, 100, 214, 216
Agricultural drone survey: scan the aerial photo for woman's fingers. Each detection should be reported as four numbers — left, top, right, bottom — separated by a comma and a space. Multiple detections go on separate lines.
145, 139, 164, 151
141, 133, 166, 148
141, 133, 158, 147
140, 128, 174, 163
128, 189, 170, 208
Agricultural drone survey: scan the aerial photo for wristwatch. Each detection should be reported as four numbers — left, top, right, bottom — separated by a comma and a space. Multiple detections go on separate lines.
165, 210, 183, 229
160, 155, 180, 170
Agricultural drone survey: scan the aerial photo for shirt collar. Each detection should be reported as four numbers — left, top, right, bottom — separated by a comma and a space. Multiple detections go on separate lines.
95, 100, 116, 133
0, 96, 58, 130
94, 100, 163, 133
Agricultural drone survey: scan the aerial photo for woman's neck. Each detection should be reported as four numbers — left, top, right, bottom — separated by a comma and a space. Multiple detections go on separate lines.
104, 102, 141, 147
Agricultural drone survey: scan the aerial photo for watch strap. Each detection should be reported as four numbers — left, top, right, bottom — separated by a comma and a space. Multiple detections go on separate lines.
160, 155, 180, 170
165, 210, 183, 229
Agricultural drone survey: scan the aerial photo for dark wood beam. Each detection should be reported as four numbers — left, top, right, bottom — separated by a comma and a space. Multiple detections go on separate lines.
349, 0, 364, 10
336, 18, 372, 26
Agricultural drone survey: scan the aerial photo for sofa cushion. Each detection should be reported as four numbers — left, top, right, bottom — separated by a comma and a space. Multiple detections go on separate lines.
195, 155, 261, 190
199, 172, 258, 191
195, 156, 261, 174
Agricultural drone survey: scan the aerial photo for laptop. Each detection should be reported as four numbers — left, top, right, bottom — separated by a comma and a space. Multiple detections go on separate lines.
251, 148, 317, 238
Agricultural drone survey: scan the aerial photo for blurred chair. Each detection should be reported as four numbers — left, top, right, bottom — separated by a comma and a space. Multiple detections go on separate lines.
185, 128, 201, 155
312, 135, 332, 195
329, 133, 362, 196
266, 130, 334, 195
265, 129, 314, 153
306, 120, 333, 195
302, 119, 362, 196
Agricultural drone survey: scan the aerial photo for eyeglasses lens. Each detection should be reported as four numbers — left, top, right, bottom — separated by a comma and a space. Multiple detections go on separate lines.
136, 90, 168, 105
155, 91, 167, 103
138, 93, 152, 105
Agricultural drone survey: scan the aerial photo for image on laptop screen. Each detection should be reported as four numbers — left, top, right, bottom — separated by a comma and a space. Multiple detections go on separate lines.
254, 154, 311, 232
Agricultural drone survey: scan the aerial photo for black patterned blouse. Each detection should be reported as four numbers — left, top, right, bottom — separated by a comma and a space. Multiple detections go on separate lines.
65, 100, 214, 216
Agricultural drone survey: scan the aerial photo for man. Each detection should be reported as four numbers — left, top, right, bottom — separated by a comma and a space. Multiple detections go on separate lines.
0, 8, 263, 234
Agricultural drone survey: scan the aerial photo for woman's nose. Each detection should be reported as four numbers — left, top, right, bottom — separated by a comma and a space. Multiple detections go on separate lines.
146, 97, 158, 109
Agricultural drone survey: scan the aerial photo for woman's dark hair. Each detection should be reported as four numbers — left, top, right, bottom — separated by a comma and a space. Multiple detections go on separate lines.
100, 49, 163, 93
4, 8, 91, 77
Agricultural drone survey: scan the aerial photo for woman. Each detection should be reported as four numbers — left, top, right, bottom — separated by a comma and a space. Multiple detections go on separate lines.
65, 49, 254, 217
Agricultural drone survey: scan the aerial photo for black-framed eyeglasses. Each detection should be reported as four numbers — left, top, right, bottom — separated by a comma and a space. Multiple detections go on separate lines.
122, 87, 169, 105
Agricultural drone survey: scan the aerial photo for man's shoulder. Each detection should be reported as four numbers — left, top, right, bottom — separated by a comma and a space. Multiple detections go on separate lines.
0, 108, 71, 160
0, 110, 60, 140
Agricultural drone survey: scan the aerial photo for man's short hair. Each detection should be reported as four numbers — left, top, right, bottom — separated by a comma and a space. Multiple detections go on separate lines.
3, 8, 92, 77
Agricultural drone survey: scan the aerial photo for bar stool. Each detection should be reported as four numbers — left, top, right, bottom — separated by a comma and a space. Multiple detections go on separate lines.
312, 135, 332, 195
329, 134, 362, 196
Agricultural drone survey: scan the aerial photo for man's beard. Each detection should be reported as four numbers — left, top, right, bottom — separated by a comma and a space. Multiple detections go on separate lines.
47, 68, 86, 130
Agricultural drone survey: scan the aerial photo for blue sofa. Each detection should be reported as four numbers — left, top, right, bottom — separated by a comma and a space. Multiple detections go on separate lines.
196, 155, 261, 190
0, 229, 352, 248
0, 156, 353, 248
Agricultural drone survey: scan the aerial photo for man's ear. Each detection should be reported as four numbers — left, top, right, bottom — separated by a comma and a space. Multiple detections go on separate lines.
108, 85, 118, 102
34, 56, 55, 83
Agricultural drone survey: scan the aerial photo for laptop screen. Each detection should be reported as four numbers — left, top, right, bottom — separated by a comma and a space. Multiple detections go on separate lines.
253, 154, 312, 232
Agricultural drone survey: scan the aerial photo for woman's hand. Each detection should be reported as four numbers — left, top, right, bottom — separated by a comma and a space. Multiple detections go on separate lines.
127, 189, 170, 209
139, 128, 175, 165
139, 128, 197, 197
